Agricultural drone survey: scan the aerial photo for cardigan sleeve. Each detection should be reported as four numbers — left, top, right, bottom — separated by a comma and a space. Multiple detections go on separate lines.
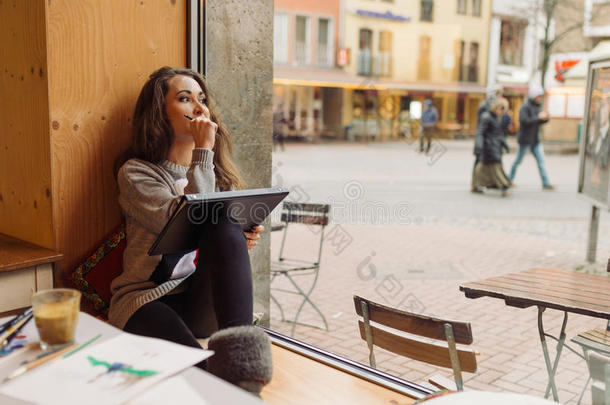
118, 150, 216, 235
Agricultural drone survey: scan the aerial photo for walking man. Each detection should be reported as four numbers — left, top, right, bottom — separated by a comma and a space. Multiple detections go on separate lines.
509, 87, 555, 190
420, 99, 438, 154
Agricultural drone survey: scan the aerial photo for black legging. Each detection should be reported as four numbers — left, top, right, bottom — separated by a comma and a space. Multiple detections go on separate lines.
124, 218, 253, 367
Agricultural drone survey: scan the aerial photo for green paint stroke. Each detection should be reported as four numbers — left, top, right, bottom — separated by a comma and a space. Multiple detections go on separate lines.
87, 356, 159, 378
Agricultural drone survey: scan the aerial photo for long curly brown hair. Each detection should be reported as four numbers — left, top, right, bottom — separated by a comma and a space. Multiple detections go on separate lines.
130, 66, 244, 191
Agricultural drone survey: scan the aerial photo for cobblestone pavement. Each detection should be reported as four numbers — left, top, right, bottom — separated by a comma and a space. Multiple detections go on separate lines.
268, 140, 610, 404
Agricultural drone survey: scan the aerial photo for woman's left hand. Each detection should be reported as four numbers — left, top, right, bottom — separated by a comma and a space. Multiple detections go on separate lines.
244, 225, 265, 250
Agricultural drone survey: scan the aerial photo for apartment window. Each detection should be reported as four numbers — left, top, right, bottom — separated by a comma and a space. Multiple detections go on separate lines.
420, 0, 433, 22
472, 0, 481, 16
294, 15, 311, 65
358, 29, 373, 76
500, 20, 526, 66
273, 13, 289, 64
378, 31, 393, 77
457, 0, 467, 14
457, 40, 465, 81
317, 18, 333, 67
468, 42, 479, 82
417, 35, 431, 80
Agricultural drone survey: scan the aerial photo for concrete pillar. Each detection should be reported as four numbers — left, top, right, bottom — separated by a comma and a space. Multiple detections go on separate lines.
206, 0, 273, 326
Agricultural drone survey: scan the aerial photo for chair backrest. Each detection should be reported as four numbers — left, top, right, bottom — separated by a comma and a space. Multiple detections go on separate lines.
280, 202, 330, 226
278, 202, 330, 264
353, 295, 476, 391
589, 351, 610, 405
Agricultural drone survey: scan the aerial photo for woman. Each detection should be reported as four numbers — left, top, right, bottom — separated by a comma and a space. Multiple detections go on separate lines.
472, 97, 512, 196
109, 67, 264, 354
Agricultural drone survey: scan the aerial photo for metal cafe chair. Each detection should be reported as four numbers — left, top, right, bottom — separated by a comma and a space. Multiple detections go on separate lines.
353, 295, 477, 391
270, 202, 330, 337
587, 351, 610, 405
571, 321, 610, 404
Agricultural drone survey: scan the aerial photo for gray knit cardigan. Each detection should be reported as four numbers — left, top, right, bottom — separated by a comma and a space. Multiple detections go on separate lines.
108, 148, 215, 329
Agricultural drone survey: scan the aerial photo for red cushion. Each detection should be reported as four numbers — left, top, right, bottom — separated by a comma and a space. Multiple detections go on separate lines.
68, 223, 125, 318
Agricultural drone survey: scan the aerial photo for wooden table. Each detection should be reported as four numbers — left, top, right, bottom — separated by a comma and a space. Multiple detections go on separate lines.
460, 267, 610, 402
261, 328, 431, 404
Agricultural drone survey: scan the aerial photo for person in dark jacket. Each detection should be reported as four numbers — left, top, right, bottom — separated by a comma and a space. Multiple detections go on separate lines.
509, 87, 555, 190
472, 98, 511, 196
420, 99, 438, 153
472, 85, 503, 192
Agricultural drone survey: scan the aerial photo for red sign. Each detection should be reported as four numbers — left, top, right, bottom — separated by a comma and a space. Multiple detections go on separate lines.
337, 48, 349, 67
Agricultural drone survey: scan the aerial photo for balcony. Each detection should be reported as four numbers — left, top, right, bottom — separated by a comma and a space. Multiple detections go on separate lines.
294, 41, 308, 66
357, 51, 393, 77
317, 44, 332, 67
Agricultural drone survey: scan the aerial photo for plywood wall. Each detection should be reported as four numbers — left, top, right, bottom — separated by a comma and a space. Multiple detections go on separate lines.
0, 1, 54, 249
46, 0, 187, 284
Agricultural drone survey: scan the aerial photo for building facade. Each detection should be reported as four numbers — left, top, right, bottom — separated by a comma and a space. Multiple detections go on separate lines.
273, 0, 346, 140
342, 0, 492, 139
273, 0, 492, 141
486, 0, 546, 133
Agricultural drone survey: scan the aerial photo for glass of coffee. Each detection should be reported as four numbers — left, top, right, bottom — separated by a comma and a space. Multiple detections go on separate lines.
31, 289, 81, 350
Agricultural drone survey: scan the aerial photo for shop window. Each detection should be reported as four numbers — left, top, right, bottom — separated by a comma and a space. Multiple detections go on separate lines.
294, 15, 311, 66
420, 0, 433, 22
378, 31, 393, 77
358, 29, 373, 76
273, 13, 289, 64
457, 0, 467, 15
499, 19, 526, 66
472, 0, 481, 16
317, 18, 333, 67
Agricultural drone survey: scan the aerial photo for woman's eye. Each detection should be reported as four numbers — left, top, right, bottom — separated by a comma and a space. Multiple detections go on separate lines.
179, 96, 190, 102
198, 98, 206, 104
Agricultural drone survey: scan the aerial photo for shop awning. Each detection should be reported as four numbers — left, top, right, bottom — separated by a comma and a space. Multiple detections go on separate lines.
273, 66, 487, 93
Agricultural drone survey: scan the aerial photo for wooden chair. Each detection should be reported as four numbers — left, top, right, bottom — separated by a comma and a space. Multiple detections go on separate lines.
271, 202, 330, 336
588, 351, 610, 405
353, 295, 477, 391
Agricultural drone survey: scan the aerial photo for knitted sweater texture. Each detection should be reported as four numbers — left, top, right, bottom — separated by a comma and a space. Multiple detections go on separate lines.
108, 148, 215, 329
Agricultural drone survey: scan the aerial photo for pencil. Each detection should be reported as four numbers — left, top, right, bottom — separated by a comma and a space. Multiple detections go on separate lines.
62, 334, 102, 358
0, 313, 33, 348
4, 342, 77, 381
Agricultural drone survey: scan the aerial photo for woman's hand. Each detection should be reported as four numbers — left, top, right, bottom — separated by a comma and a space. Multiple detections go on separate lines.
190, 116, 218, 150
244, 225, 265, 250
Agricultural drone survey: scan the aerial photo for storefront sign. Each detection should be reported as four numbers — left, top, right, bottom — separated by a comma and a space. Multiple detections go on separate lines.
355, 9, 410, 22
337, 48, 349, 67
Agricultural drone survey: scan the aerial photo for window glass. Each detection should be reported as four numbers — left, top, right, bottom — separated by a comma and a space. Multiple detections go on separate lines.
295, 15, 310, 65
273, 13, 289, 64
457, 0, 466, 15
420, 0, 433, 22
378, 31, 393, 77
472, 0, 481, 16
358, 29, 373, 75
500, 20, 526, 66
317, 18, 332, 67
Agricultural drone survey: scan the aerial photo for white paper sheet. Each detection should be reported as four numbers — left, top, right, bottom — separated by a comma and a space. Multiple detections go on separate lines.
127, 375, 210, 405
0, 333, 212, 405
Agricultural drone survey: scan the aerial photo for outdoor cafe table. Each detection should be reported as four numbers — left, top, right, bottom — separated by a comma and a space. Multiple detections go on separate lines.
459, 267, 610, 402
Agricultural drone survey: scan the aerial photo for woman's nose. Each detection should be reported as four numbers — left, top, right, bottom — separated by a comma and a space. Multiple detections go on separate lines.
193, 100, 204, 116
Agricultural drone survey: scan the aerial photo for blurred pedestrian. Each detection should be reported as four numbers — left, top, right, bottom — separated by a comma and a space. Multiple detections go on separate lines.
472, 85, 503, 192
509, 87, 555, 190
420, 99, 438, 154
273, 103, 287, 151
472, 98, 511, 196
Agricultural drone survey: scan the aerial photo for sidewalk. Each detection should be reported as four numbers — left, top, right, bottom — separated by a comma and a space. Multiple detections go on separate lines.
269, 218, 604, 405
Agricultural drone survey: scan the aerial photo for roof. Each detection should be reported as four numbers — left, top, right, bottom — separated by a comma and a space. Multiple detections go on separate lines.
273, 66, 487, 93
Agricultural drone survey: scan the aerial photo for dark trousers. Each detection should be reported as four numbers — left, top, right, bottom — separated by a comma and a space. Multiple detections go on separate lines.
124, 219, 253, 368
420, 128, 433, 153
